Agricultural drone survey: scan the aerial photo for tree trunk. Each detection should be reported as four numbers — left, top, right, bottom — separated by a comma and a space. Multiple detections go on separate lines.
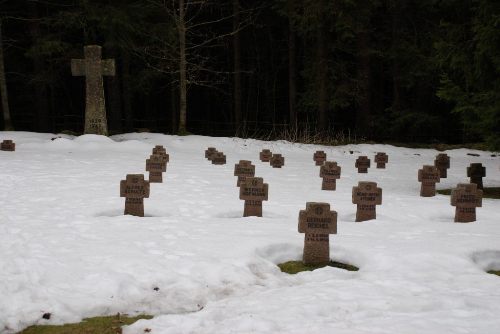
356, 31, 371, 136
233, 0, 242, 134
178, 0, 188, 134
288, 15, 297, 127
317, 25, 327, 132
0, 19, 13, 130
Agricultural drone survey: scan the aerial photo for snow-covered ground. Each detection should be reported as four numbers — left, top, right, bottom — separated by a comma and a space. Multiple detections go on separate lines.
1, 131, 499, 334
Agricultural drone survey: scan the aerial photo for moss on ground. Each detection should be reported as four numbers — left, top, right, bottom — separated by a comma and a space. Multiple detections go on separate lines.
437, 187, 500, 199
19, 314, 152, 334
488, 270, 500, 276
278, 260, 359, 274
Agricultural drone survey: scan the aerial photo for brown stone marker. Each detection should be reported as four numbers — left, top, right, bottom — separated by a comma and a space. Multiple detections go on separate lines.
298, 202, 337, 265
417, 165, 440, 197
434, 153, 450, 178
319, 161, 341, 190
374, 152, 388, 169
146, 154, 167, 183
313, 151, 327, 166
239, 177, 268, 217
355, 156, 370, 173
352, 181, 382, 222
152, 145, 170, 163
120, 174, 150, 217
71, 45, 115, 135
212, 152, 226, 165
451, 183, 483, 223
467, 163, 486, 190
260, 149, 272, 162
234, 160, 256, 187
270, 153, 285, 168
0, 140, 15, 151
205, 147, 217, 160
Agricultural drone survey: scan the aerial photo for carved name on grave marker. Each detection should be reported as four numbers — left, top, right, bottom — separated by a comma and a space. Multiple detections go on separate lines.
239, 177, 268, 217
270, 154, 285, 168
352, 181, 382, 222
355, 156, 370, 173
298, 202, 337, 265
212, 152, 226, 165
467, 163, 486, 190
0, 140, 15, 151
320, 161, 341, 190
146, 154, 167, 183
374, 152, 388, 169
234, 160, 256, 187
120, 174, 150, 217
313, 151, 327, 166
451, 183, 482, 223
260, 149, 272, 162
434, 153, 450, 178
418, 165, 440, 197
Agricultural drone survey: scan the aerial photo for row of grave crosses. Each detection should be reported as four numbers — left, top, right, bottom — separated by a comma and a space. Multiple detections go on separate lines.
313, 151, 389, 172
120, 145, 170, 217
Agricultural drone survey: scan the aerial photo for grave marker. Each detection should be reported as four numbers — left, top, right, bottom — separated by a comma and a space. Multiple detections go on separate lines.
434, 153, 450, 178
374, 152, 388, 169
270, 153, 285, 168
239, 177, 268, 217
152, 145, 170, 162
260, 149, 272, 162
0, 140, 15, 151
467, 163, 486, 190
313, 151, 327, 166
451, 183, 483, 223
146, 154, 167, 183
352, 181, 382, 222
418, 165, 440, 197
234, 160, 256, 187
120, 174, 150, 217
355, 156, 370, 173
205, 147, 217, 160
298, 202, 337, 265
71, 45, 115, 135
212, 152, 226, 165
319, 161, 341, 190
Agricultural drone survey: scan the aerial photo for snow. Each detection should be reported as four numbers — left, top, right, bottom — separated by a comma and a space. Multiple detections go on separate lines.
0, 131, 499, 334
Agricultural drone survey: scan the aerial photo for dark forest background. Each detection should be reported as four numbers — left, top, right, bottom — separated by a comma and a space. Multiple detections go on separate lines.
0, 0, 498, 149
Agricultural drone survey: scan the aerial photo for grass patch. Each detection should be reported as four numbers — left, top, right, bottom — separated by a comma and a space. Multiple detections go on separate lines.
19, 314, 152, 334
437, 187, 500, 199
278, 260, 359, 275
488, 270, 500, 276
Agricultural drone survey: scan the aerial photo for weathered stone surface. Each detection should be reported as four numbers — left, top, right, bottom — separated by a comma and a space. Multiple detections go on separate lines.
355, 156, 370, 173
205, 147, 217, 160
152, 145, 170, 163
298, 202, 337, 265
374, 152, 388, 169
146, 154, 167, 183
0, 139, 15, 151
313, 151, 327, 166
434, 153, 450, 178
467, 163, 486, 190
71, 45, 115, 135
319, 161, 341, 190
120, 174, 150, 217
352, 181, 382, 222
418, 165, 440, 197
270, 154, 285, 168
259, 149, 272, 162
451, 183, 483, 223
234, 160, 255, 187
239, 177, 268, 217
212, 152, 226, 165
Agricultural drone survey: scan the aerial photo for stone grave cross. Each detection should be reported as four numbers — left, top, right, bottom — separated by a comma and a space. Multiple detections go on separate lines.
205, 147, 217, 160
270, 153, 285, 168
298, 202, 337, 265
319, 161, 341, 190
313, 151, 327, 166
260, 149, 272, 162
146, 154, 167, 183
0, 139, 15, 151
467, 163, 486, 190
451, 183, 483, 223
352, 181, 382, 222
417, 165, 440, 197
120, 174, 150, 217
239, 177, 268, 217
71, 45, 115, 135
374, 152, 388, 169
434, 153, 450, 178
355, 156, 370, 173
212, 152, 226, 165
234, 160, 256, 186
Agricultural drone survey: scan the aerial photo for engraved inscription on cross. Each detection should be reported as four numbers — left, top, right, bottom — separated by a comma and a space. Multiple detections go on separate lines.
355, 156, 370, 173
434, 153, 450, 178
234, 160, 255, 187
146, 154, 167, 183
298, 202, 337, 265
352, 181, 382, 222
313, 151, 327, 166
375, 152, 388, 169
418, 165, 440, 197
239, 177, 268, 217
71, 45, 115, 135
320, 161, 341, 190
467, 163, 486, 190
120, 174, 150, 217
260, 149, 272, 162
205, 147, 217, 161
270, 153, 285, 168
451, 183, 482, 223
152, 145, 170, 164
0, 139, 15, 151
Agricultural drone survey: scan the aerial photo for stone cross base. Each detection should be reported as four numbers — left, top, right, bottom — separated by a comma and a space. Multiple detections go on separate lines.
322, 178, 337, 191
455, 207, 476, 223
149, 171, 163, 183
124, 198, 145, 217
356, 204, 376, 222
357, 167, 368, 173
303, 235, 330, 265
376, 162, 386, 169
420, 183, 436, 197
438, 168, 447, 178
470, 177, 484, 190
244, 200, 263, 217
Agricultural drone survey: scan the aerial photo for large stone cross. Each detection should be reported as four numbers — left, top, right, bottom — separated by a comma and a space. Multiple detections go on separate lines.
319, 161, 341, 190
298, 202, 337, 265
355, 156, 370, 173
313, 151, 327, 166
434, 153, 450, 178
352, 181, 382, 222
467, 163, 486, 190
374, 152, 388, 169
234, 160, 255, 187
451, 183, 483, 223
418, 165, 440, 197
239, 177, 268, 217
71, 45, 115, 135
146, 154, 167, 183
120, 174, 150, 217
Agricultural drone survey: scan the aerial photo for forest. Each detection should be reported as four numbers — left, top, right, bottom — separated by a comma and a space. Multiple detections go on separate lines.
0, 0, 498, 149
